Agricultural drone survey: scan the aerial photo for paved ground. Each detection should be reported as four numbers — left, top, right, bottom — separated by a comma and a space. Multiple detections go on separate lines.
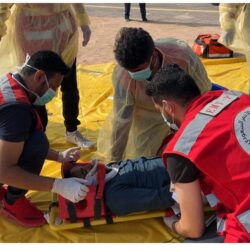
85, 3, 220, 26
77, 3, 221, 65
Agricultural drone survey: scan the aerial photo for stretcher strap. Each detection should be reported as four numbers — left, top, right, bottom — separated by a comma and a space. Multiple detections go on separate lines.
67, 201, 77, 223
105, 214, 114, 225
105, 205, 114, 225
49, 201, 58, 212
94, 163, 106, 220
83, 218, 91, 228
94, 199, 102, 220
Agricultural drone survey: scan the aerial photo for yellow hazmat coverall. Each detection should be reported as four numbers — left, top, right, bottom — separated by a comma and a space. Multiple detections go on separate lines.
219, 3, 250, 88
0, 3, 90, 73
97, 38, 212, 163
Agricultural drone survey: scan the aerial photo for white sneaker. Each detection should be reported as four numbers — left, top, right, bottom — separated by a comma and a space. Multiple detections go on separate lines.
66, 130, 95, 149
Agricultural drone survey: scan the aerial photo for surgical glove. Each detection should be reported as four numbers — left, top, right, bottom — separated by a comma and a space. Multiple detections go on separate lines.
58, 147, 81, 163
81, 25, 91, 46
163, 215, 179, 233
51, 178, 89, 203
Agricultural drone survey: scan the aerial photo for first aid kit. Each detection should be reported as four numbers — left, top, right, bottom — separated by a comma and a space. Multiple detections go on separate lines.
192, 34, 233, 58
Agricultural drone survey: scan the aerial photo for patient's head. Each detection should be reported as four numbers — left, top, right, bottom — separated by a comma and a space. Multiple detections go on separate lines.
68, 164, 93, 178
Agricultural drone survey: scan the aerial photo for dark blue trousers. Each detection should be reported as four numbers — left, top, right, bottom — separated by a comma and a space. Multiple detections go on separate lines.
105, 157, 175, 216
5, 130, 49, 204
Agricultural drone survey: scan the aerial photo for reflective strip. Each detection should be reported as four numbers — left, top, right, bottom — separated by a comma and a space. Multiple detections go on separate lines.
0, 75, 16, 102
174, 113, 212, 154
207, 54, 232, 58
25, 20, 72, 41
174, 91, 242, 154
23, 7, 67, 16
206, 193, 219, 207
25, 30, 53, 40
217, 217, 226, 233
237, 209, 250, 233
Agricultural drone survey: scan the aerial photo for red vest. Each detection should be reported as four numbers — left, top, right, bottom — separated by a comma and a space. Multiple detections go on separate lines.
163, 90, 250, 242
0, 73, 43, 131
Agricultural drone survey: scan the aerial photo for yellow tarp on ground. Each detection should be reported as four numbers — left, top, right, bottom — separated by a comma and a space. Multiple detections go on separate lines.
0, 57, 249, 243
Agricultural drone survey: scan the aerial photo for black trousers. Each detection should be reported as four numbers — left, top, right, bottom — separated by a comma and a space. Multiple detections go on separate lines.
124, 3, 146, 19
3, 131, 49, 204
34, 59, 80, 132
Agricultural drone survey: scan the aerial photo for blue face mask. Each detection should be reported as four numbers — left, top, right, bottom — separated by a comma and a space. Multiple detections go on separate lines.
20, 60, 57, 106
128, 67, 152, 81
128, 57, 153, 81
33, 84, 56, 106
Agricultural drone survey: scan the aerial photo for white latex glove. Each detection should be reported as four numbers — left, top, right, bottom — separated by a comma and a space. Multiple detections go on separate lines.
51, 178, 89, 203
81, 25, 91, 46
163, 215, 179, 231
58, 147, 81, 163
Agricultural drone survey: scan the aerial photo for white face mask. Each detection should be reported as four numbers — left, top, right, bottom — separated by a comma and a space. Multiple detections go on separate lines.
17, 54, 56, 106
161, 108, 179, 131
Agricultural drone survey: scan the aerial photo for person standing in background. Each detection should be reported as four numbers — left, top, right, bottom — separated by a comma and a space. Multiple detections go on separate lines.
124, 3, 148, 22
0, 3, 95, 149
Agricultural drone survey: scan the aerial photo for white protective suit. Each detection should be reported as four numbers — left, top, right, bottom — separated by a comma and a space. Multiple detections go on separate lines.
219, 3, 250, 90
97, 38, 212, 163
0, 3, 90, 73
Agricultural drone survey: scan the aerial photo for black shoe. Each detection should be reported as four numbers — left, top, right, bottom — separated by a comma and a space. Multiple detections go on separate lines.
125, 17, 130, 22
142, 18, 148, 22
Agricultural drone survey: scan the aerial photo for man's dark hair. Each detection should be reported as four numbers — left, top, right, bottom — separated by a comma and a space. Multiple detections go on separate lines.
145, 64, 201, 106
114, 27, 155, 69
20, 50, 70, 78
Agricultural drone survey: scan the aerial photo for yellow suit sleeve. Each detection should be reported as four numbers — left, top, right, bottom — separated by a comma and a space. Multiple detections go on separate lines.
110, 66, 135, 161
0, 3, 12, 38
72, 3, 90, 26
219, 3, 240, 31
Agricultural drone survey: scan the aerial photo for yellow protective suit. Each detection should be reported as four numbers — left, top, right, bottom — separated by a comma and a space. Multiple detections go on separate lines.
219, 4, 250, 84
219, 4, 250, 53
97, 38, 212, 163
0, 3, 90, 74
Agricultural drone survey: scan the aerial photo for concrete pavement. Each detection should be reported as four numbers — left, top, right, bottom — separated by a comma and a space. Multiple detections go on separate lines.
78, 3, 221, 65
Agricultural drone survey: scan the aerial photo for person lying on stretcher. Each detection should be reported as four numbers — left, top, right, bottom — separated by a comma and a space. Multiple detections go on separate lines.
61, 156, 219, 242
64, 157, 176, 216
